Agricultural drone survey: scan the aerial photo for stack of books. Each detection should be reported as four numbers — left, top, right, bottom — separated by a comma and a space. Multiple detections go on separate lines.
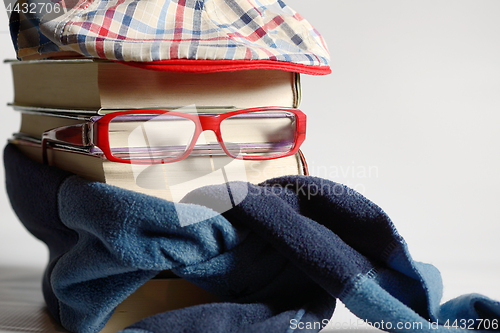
8, 59, 308, 202
7, 58, 309, 331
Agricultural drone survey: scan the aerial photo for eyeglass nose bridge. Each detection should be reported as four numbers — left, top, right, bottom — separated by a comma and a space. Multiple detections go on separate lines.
196, 114, 224, 140
198, 114, 221, 131
190, 114, 235, 157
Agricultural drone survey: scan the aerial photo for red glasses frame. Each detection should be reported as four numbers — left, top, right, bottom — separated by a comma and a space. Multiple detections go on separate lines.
41, 107, 307, 165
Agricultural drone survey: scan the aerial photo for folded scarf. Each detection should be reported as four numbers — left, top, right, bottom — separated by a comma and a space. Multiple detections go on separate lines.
4, 143, 500, 333
4, 144, 335, 333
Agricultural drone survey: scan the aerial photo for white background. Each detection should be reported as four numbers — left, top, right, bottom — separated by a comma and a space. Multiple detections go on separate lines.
286, 1, 500, 329
288, 0, 500, 299
0, 1, 499, 331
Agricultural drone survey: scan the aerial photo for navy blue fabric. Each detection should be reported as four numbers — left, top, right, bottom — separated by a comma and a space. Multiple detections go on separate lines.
3, 144, 335, 333
4, 143, 77, 318
124, 294, 335, 333
181, 179, 500, 332
4, 143, 500, 333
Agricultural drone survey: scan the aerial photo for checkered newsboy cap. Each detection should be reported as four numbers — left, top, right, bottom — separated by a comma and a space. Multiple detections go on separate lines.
9, 0, 330, 74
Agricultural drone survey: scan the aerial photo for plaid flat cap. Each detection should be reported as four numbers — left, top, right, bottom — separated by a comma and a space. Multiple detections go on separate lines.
9, 0, 331, 74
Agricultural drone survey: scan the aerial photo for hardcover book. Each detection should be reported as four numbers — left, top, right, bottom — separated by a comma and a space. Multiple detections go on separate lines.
9, 59, 301, 113
11, 137, 308, 203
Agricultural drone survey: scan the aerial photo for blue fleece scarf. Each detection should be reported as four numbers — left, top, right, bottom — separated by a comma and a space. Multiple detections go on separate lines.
4, 143, 500, 333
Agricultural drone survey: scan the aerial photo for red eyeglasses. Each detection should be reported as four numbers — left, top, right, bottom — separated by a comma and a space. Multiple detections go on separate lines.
41, 107, 307, 165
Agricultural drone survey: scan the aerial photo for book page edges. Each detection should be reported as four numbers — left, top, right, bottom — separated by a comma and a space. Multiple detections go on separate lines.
103, 154, 304, 202
11, 140, 304, 202
11, 60, 298, 110
98, 63, 297, 109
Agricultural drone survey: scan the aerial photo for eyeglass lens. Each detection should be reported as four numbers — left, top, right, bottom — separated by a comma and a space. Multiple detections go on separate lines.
220, 111, 296, 157
109, 114, 196, 161
107, 110, 297, 162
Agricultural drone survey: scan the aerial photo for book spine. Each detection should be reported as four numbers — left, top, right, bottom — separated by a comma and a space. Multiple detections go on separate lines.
293, 73, 302, 108
297, 150, 309, 176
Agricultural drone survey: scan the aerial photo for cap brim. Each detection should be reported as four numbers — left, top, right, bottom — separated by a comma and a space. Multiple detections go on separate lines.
117, 59, 331, 75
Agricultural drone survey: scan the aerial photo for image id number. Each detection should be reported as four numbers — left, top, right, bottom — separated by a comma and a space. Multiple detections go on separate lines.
6, 2, 62, 14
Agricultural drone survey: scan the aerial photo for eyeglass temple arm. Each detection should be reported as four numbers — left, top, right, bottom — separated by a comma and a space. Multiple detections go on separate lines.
41, 124, 89, 164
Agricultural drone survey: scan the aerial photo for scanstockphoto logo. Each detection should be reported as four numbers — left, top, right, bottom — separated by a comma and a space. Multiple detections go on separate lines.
127, 105, 250, 228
